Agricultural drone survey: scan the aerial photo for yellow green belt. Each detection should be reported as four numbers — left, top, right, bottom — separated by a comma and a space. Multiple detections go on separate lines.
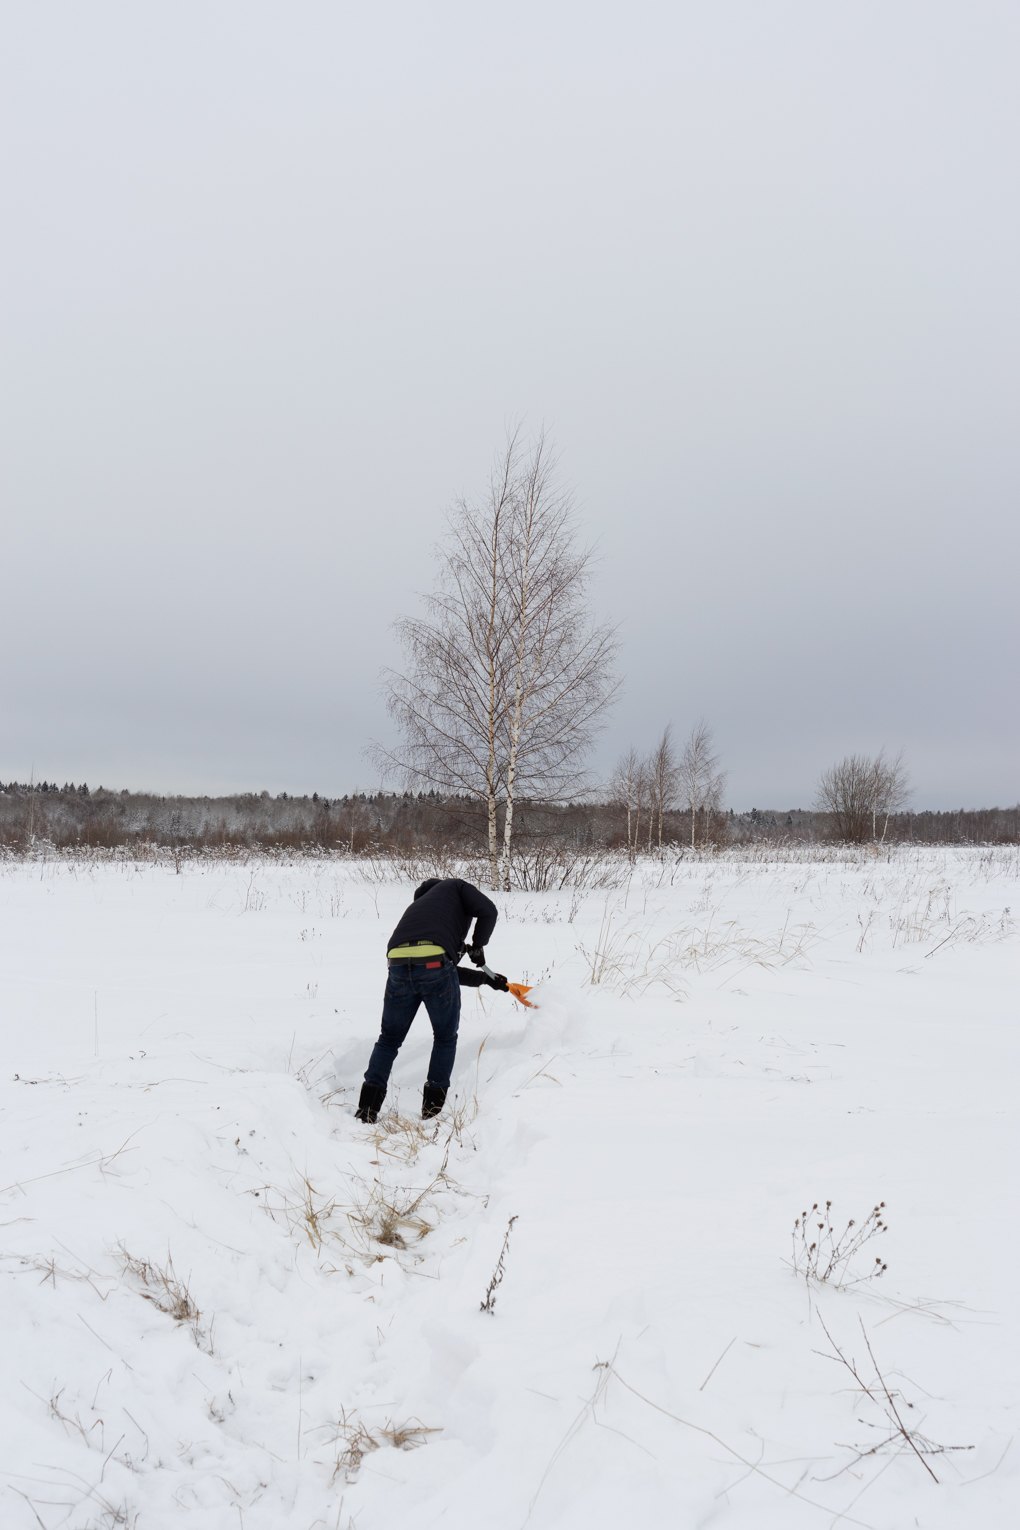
387, 942, 446, 959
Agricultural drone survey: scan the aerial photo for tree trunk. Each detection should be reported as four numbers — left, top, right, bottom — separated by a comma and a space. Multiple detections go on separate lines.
501, 656, 524, 891
500, 785, 515, 891
486, 775, 499, 890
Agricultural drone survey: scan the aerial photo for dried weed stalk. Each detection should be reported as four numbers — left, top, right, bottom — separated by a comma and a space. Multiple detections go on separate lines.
480, 1214, 518, 1314
295, 1177, 339, 1251
791, 1200, 889, 1289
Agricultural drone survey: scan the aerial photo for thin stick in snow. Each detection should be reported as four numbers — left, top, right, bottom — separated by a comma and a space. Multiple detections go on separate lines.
698, 1336, 737, 1392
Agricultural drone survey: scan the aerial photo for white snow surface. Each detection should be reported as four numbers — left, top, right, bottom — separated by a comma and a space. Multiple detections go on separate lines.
1, 845, 1018, 1530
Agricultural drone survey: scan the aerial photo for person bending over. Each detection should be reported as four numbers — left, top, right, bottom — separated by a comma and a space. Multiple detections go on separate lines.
355, 876, 508, 1123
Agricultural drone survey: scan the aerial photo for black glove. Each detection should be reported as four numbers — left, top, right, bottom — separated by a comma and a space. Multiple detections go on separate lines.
466, 944, 486, 967
486, 971, 509, 992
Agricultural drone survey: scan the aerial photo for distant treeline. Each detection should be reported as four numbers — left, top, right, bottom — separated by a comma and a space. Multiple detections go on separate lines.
0, 783, 1017, 851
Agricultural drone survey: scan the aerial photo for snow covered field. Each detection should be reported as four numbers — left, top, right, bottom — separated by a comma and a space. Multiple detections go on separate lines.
1, 844, 1018, 1530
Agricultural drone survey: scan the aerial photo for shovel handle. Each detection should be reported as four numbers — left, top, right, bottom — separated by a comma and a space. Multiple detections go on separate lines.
482, 965, 537, 1008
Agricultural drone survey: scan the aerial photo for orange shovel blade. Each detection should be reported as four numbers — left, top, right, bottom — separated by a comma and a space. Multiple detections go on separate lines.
508, 981, 537, 1009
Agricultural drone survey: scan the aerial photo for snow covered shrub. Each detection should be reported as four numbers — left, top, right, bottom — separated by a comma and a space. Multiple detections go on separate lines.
791, 1201, 888, 1289
357, 849, 486, 886
507, 844, 630, 890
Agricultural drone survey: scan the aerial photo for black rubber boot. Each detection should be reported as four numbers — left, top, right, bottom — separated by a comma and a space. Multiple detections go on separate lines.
355, 1083, 386, 1124
421, 1082, 448, 1120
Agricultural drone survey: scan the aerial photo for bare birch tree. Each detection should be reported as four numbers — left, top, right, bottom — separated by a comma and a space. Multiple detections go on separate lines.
375, 428, 618, 889
609, 746, 649, 856
870, 749, 911, 841
677, 720, 726, 849
647, 726, 678, 848
611, 727, 680, 851
609, 747, 638, 851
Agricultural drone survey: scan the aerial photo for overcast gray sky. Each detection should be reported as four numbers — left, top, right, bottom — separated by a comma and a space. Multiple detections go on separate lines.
2, 1, 1017, 809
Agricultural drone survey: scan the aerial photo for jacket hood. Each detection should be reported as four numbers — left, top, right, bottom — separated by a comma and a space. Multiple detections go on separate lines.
413, 877, 441, 900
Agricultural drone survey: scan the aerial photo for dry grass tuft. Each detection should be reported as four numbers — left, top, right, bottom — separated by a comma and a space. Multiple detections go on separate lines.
347, 1177, 439, 1251
368, 1091, 480, 1169
328, 1408, 441, 1482
119, 1248, 200, 1323
118, 1246, 205, 1347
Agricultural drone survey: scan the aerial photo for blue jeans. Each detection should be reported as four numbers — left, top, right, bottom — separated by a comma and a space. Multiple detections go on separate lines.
364, 960, 461, 1091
